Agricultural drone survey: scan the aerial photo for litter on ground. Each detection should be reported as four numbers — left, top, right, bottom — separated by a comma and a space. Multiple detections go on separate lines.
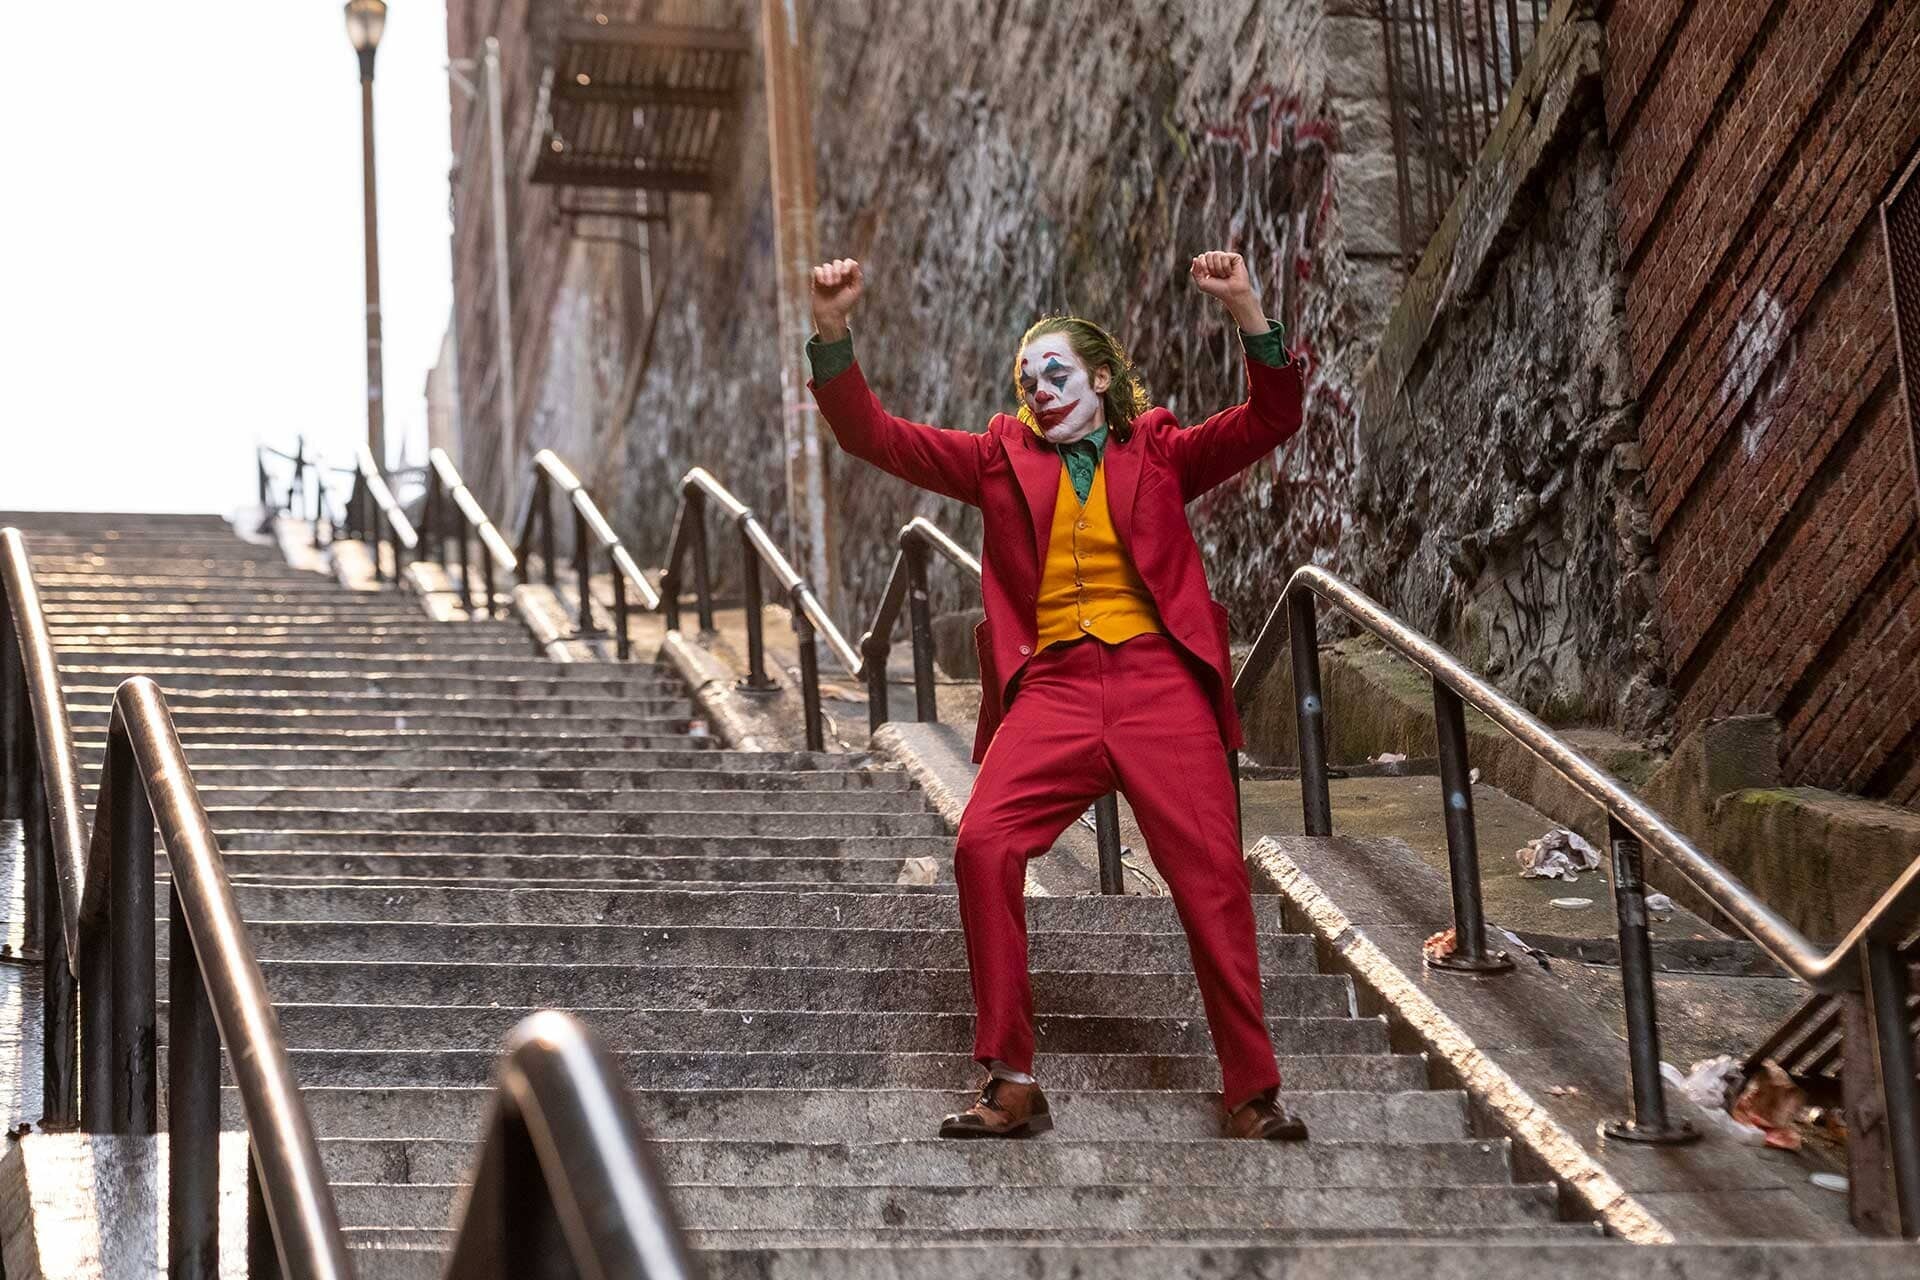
1516, 828, 1602, 881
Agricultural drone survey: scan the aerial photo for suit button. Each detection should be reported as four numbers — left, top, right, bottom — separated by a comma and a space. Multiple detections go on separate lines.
1079, 619, 1092, 630
1018, 644, 1033, 655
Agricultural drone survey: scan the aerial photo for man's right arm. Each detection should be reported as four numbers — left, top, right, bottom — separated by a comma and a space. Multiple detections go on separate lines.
807, 339, 988, 507
805, 259, 987, 506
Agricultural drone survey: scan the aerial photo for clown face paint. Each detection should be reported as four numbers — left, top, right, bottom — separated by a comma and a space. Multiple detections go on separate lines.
1017, 339, 1107, 444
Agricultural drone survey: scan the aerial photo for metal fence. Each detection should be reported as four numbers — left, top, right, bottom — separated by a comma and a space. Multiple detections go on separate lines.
1377, 0, 1547, 264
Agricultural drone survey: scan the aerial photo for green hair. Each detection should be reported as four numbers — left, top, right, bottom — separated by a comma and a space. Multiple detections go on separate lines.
1012, 316, 1152, 442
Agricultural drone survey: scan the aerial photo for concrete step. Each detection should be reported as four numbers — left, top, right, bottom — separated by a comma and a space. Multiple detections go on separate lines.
76, 727, 712, 752
219, 873, 957, 894
233, 961, 1357, 1017
38, 584, 394, 600
218, 885, 1266, 929
345, 1229, 1623, 1279
46, 614, 447, 629
193, 849, 948, 885
48, 629, 533, 648
257, 1049, 1423, 1094
181, 920, 1319, 972
315, 1134, 1509, 1188
192, 785, 928, 814
97, 745, 872, 772
206, 827, 952, 854
243, 1085, 1472, 1144
69, 707, 697, 735
67, 691, 692, 721
325, 1179, 1555, 1233
108, 764, 909, 793
249, 1005, 1380, 1057
202, 807, 948, 839
58, 668, 686, 697
49, 649, 622, 674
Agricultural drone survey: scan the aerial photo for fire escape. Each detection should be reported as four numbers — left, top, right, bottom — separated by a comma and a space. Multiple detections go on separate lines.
528, 14, 752, 242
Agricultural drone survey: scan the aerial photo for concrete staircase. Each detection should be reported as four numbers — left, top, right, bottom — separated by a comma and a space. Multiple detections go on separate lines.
9, 511, 1596, 1276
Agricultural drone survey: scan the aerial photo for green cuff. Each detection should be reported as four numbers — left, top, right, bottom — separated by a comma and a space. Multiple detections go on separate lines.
806, 331, 856, 384
1240, 319, 1289, 368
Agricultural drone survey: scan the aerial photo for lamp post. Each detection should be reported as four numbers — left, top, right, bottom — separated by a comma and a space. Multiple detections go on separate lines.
345, 0, 388, 466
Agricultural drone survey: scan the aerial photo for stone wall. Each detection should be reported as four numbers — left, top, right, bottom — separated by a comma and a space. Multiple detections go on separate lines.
451, 0, 1671, 739
614, 0, 1410, 629
1339, 5, 1667, 733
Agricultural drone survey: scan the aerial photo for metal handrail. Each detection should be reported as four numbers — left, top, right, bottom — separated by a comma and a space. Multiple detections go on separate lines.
338, 445, 419, 584
1239, 565, 1920, 1225
419, 448, 519, 620
3, 530, 354, 1277
515, 449, 662, 660
1, 528, 87, 1109
257, 436, 312, 518
844, 515, 1127, 895
443, 1011, 698, 1280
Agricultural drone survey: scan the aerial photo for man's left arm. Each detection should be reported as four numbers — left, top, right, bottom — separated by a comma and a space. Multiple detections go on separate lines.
1166, 252, 1306, 501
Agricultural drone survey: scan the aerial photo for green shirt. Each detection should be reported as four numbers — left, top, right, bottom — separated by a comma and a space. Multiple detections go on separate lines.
805, 320, 1289, 504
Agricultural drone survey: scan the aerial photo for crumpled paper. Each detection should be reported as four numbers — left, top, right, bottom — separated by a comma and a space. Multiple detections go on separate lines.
1674, 1054, 1744, 1112
1516, 828, 1602, 881
1731, 1060, 1807, 1150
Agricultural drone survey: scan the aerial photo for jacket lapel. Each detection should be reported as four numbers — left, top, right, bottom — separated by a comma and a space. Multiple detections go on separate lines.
1102, 429, 1142, 556
1007, 431, 1062, 573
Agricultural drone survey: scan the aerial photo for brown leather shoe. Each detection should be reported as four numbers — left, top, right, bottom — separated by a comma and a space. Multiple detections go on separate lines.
1223, 1090, 1309, 1141
938, 1078, 1053, 1139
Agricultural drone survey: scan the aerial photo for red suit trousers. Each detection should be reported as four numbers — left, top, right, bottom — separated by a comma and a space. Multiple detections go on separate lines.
952, 632, 1282, 1110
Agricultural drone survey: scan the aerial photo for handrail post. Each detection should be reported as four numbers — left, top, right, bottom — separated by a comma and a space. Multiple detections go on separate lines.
1863, 939, 1920, 1236
688, 492, 716, 636
246, 1151, 280, 1280
738, 524, 777, 692
572, 506, 596, 636
1427, 679, 1512, 973
906, 539, 939, 723
515, 475, 537, 587
482, 544, 499, 621
862, 633, 891, 734
1288, 589, 1332, 836
458, 519, 476, 615
107, 731, 157, 1134
168, 884, 220, 1277
612, 566, 631, 660
256, 448, 271, 510
292, 434, 307, 519
1, 605, 20, 818
1094, 793, 1125, 894
419, 479, 437, 561
792, 597, 825, 751
541, 491, 558, 590
34, 759, 78, 1127
1602, 818, 1699, 1144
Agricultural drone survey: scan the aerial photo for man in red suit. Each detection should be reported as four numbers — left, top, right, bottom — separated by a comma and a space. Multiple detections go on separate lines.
806, 251, 1308, 1141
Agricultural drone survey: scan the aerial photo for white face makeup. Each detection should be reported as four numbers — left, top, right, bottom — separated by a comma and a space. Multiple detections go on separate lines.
1017, 339, 1108, 444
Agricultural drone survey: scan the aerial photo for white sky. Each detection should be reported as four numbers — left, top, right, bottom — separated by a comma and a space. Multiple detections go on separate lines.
0, 2, 453, 514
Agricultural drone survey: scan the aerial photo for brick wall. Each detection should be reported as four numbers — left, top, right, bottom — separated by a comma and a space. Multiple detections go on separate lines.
1600, 0, 1920, 806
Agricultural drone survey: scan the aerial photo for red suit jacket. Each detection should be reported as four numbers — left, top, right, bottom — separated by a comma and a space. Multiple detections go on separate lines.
809, 356, 1306, 762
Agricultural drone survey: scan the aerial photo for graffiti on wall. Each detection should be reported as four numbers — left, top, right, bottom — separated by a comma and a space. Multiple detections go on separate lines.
1129, 83, 1364, 602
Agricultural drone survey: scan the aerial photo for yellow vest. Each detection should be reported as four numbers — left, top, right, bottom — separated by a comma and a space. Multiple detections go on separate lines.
1034, 463, 1164, 653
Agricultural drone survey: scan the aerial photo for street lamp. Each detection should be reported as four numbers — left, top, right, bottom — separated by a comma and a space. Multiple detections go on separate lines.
346, 0, 388, 466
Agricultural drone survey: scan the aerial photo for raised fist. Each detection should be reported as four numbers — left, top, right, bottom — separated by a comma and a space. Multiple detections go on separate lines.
1189, 251, 1253, 304
810, 258, 864, 341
